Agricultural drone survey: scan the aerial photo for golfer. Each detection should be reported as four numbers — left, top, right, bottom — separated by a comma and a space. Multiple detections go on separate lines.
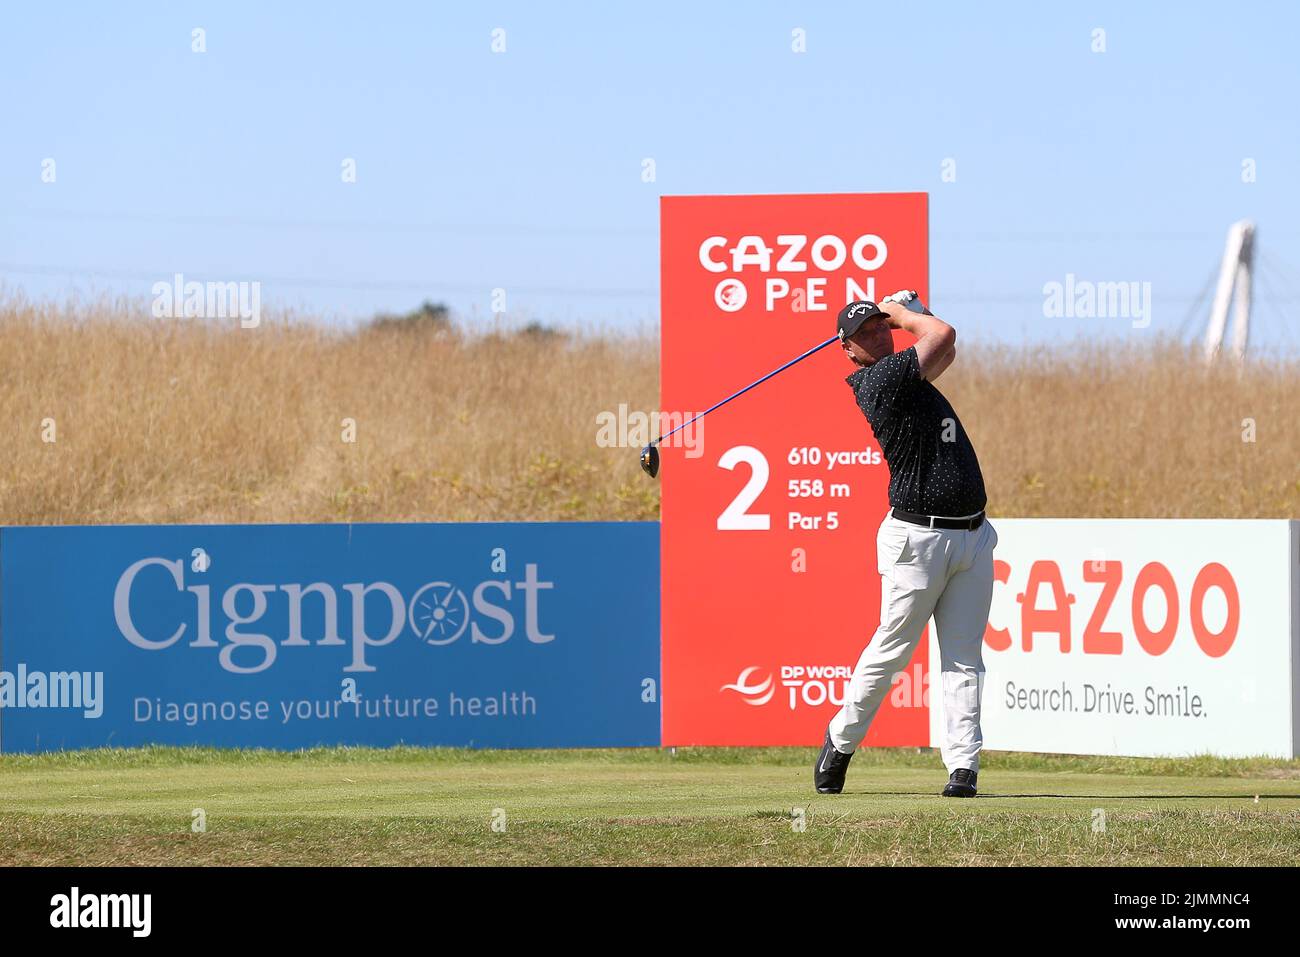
815, 292, 996, 798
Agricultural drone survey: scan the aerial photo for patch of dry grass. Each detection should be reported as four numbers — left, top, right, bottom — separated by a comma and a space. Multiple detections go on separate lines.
0, 296, 658, 524
950, 340, 1300, 518
0, 295, 1294, 524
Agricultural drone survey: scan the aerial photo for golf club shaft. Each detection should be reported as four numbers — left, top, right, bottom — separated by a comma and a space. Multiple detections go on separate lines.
653, 334, 840, 446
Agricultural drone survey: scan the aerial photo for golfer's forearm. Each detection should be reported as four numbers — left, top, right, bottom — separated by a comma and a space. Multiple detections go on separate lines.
891, 311, 953, 343
924, 344, 957, 382
893, 307, 956, 378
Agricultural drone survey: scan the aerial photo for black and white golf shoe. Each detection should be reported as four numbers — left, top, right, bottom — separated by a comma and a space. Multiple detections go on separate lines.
942, 768, 978, 798
814, 732, 853, 794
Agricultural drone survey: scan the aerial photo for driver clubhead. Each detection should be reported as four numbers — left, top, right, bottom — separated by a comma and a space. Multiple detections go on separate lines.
639, 444, 660, 478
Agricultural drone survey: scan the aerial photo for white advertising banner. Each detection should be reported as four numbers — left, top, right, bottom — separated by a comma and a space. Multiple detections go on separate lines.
929, 520, 1300, 758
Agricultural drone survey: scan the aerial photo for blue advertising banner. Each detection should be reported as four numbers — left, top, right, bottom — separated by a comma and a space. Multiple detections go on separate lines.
0, 522, 660, 752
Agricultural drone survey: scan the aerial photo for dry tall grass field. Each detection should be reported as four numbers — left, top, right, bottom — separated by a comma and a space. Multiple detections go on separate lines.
0, 296, 1295, 525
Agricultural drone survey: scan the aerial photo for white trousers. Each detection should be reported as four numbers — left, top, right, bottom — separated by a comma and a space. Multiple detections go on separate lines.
828, 512, 998, 772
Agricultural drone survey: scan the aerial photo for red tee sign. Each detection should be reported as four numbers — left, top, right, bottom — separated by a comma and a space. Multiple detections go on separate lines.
660, 192, 931, 746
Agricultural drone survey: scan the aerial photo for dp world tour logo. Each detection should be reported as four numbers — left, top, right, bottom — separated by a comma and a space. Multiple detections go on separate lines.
720, 667, 775, 705
722, 665, 853, 710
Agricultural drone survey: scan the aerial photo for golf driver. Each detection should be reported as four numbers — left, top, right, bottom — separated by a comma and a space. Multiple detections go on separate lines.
639, 334, 841, 478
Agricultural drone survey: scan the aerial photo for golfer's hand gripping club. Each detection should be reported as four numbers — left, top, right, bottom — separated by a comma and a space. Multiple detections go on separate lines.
881, 289, 929, 314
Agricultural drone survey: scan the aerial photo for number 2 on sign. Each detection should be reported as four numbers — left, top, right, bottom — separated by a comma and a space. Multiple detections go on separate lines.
717, 446, 770, 530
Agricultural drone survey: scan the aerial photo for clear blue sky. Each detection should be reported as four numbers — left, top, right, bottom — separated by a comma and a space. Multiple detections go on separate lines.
3, 2, 1298, 347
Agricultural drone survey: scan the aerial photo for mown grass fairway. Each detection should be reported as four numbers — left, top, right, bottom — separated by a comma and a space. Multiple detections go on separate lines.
2, 746, 1298, 866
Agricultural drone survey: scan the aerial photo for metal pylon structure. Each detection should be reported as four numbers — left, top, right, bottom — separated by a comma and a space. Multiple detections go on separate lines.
1202, 220, 1255, 363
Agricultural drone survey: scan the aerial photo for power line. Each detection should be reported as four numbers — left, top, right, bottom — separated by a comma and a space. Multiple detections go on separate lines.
1175, 265, 1220, 342
12, 207, 1300, 244
3, 207, 658, 239
0, 262, 658, 299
